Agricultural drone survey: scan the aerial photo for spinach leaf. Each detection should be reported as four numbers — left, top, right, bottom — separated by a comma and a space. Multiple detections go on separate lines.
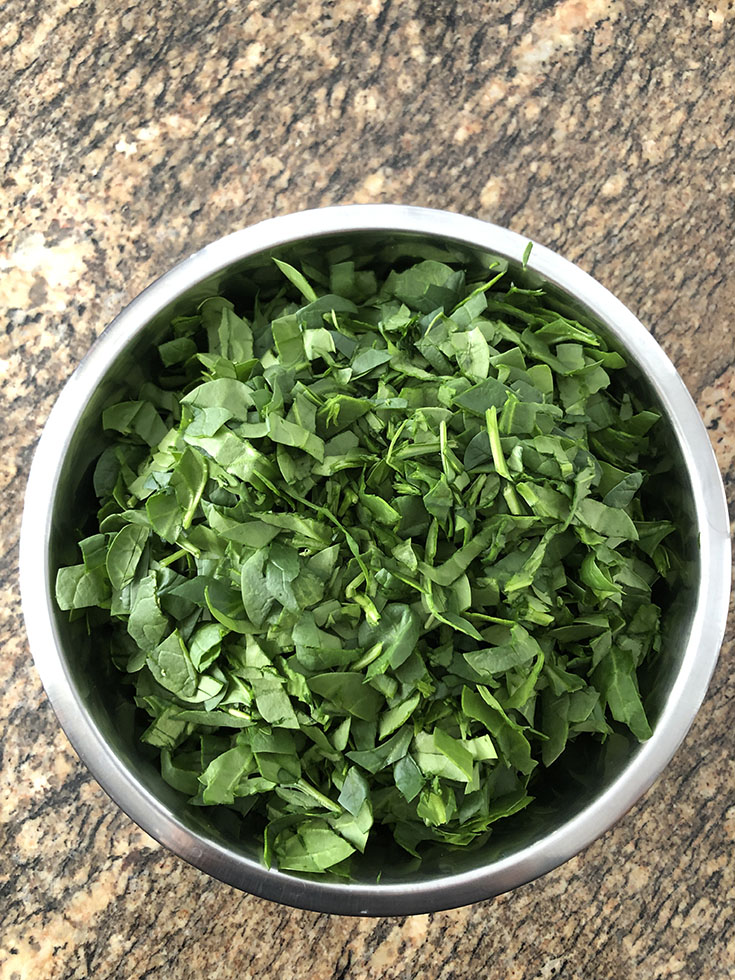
106, 524, 149, 592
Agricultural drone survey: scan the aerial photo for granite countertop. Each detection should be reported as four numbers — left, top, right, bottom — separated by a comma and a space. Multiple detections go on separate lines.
2, 1, 734, 976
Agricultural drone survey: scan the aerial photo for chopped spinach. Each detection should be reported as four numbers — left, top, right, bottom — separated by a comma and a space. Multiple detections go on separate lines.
56, 249, 676, 876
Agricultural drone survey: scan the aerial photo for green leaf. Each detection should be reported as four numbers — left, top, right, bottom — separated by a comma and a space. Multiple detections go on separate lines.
463, 624, 543, 676
205, 586, 253, 634
462, 687, 535, 775
352, 347, 393, 376
602, 471, 643, 508
576, 498, 639, 541
332, 799, 373, 852
359, 491, 401, 526
541, 690, 570, 765
386, 260, 460, 312
171, 448, 208, 529
379, 693, 420, 740
338, 767, 370, 816
146, 630, 198, 698
453, 377, 510, 416
394, 754, 425, 802
347, 726, 413, 773
102, 400, 168, 447
146, 492, 182, 542
159, 337, 197, 367
432, 728, 475, 782
106, 524, 149, 592
188, 623, 226, 671
423, 474, 453, 523
181, 378, 254, 420
240, 550, 274, 627
266, 414, 325, 461
254, 681, 300, 729
161, 749, 201, 794
201, 297, 254, 361
416, 782, 455, 826
127, 573, 169, 649
273, 819, 355, 872
307, 672, 384, 721
55, 564, 110, 610
200, 745, 254, 804
358, 604, 421, 678
273, 257, 319, 303
593, 647, 652, 740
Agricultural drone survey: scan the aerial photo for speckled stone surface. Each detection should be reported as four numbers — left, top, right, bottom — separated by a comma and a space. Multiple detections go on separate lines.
2, 1, 734, 977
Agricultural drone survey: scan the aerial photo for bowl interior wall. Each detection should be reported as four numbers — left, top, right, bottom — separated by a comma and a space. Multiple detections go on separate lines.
48, 229, 699, 884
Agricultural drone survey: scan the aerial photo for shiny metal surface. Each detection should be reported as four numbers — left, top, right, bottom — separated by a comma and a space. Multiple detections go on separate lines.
20, 206, 731, 915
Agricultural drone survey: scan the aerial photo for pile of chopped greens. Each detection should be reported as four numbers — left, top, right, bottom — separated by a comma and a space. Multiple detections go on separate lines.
56, 247, 676, 876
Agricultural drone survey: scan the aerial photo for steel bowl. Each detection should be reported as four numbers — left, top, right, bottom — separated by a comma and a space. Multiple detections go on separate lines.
20, 205, 731, 915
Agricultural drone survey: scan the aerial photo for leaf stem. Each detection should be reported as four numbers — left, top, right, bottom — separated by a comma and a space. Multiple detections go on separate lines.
485, 407, 522, 515
159, 547, 187, 567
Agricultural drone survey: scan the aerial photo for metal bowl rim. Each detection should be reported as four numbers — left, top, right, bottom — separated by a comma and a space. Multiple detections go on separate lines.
20, 204, 731, 915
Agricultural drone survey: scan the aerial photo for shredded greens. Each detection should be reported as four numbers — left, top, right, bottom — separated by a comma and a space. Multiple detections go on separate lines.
56, 248, 677, 875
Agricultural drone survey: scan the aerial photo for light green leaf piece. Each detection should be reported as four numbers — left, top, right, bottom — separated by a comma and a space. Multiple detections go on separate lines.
55, 564, 110, 610
272, 258, 319, 303
146, 630, 198, 699
127, 573, 169, 650
106, 524, 149, 592
593, 647, 652, 740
